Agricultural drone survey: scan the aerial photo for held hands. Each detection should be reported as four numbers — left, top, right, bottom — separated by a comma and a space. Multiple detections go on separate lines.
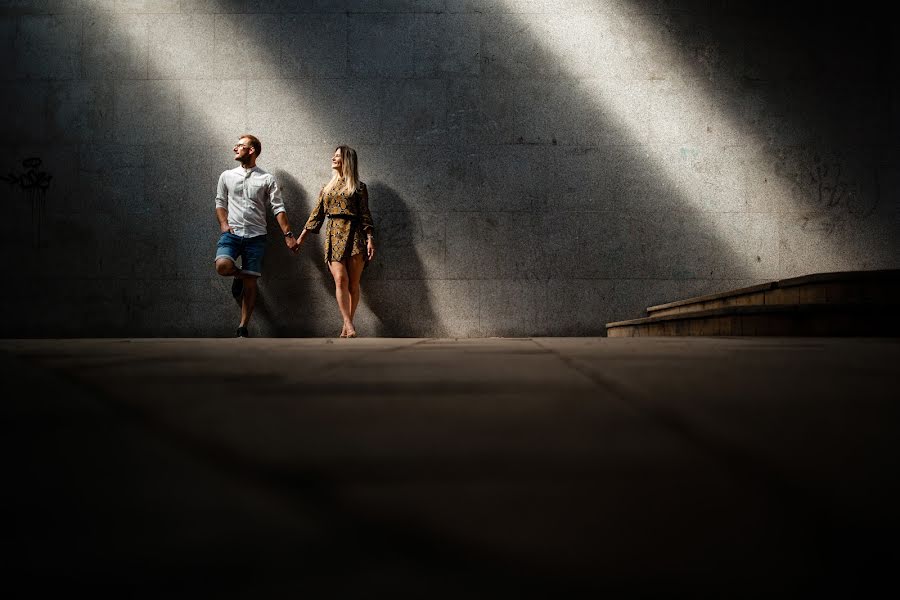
284, 231, 300, 254
291, 231, 307, 255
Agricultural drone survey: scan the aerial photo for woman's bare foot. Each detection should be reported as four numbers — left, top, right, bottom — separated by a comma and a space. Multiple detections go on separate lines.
345, 324, 357, 338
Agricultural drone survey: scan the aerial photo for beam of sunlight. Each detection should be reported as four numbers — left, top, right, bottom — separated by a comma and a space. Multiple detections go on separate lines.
82, 0, 308, 145
494, 0, 850, 278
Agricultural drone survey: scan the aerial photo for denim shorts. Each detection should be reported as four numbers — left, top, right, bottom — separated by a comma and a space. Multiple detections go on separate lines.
215, 232, 267, 276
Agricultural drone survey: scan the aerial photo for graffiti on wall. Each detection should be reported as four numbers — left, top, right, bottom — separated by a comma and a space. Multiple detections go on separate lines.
773, 150, 880, 235
807, 154, 877, 217
801, 153, 879, 235
2, 157, 52, 248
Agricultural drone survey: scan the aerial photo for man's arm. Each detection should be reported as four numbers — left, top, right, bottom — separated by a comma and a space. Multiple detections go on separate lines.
216, 207, 232, 234
215, 173, 231, 233
275, 211, 299, 253
268, 179, 298, 253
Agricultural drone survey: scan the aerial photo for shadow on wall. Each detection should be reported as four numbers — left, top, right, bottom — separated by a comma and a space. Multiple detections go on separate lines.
249, 169, 319, 337
363, 182, 440, 337
654, 1, 899, 266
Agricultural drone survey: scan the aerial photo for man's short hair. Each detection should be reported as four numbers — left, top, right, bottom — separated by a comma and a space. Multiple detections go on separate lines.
241, 134, 261, 157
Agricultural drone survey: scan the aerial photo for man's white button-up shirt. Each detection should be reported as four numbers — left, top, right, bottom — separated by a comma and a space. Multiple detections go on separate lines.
215, 166, 285, 238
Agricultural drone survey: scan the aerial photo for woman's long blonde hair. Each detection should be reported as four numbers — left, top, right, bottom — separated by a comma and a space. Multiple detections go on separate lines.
323, 145, 359, 197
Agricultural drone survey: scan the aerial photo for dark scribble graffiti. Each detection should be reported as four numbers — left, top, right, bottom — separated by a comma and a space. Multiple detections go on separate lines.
3, 157, 52, 248
775, 149, 880, 236
2, 157, 52, 191
804, 153, 878, 219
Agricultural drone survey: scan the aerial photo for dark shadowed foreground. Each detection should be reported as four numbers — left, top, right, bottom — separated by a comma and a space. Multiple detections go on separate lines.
3, 337, 899, 599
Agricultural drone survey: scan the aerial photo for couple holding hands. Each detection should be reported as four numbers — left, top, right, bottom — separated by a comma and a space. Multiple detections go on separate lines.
214, 134, 375, 338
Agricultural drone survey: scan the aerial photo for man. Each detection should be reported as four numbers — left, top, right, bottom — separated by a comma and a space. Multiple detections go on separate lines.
214, 134, 299, 337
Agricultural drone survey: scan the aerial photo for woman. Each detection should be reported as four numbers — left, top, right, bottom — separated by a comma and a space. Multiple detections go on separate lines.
297, 146, 376, 338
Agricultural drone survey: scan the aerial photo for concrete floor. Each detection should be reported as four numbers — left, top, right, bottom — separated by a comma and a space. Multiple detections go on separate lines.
3, 337, 899, 599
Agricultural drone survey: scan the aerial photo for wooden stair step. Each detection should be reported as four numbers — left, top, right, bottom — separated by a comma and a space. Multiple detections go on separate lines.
647, 269, 900, 318
606, 303, 900, 337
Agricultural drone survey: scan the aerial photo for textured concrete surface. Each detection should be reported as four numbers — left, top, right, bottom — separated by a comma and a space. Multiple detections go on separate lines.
2, 1, 899, 337
3, 336, 900, 598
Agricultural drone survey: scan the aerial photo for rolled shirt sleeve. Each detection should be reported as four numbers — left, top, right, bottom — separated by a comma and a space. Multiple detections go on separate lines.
267, 175, 286, 217
215, 172, 228, 210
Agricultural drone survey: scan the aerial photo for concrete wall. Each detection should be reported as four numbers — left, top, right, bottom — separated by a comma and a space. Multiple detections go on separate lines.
2, 0, 898, 337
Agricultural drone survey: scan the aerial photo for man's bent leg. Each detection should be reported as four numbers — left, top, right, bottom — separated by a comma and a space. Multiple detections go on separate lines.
215, 257, 247, 301
215, 258, 241, 277
215, 232, 242, 276
240, 277, 258, 329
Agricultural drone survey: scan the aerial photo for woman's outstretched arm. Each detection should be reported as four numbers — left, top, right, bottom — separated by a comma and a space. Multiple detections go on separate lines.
298, 187, 326, 246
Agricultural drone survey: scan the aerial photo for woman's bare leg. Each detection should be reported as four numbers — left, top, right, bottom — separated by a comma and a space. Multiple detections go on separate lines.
328, 260, 353, 337
347, 253, 365, 325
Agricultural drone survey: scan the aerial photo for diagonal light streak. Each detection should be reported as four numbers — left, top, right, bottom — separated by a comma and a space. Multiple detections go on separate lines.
493, 0, 847, 278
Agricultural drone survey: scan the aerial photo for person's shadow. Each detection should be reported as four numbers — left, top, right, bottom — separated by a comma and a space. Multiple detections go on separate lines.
360, 182, 440, 337
251, 170, 323, 337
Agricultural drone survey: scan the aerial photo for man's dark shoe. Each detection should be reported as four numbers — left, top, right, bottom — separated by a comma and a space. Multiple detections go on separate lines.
236, 326, 249, 338
231, 276, 243, 300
